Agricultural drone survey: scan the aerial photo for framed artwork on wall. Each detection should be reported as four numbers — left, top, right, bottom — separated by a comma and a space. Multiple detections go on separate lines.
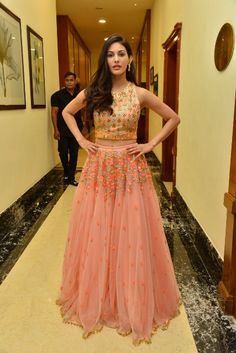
150, 66, 154, 85
0, 3, 26, 109
153, 73, 158, 96
27, 26, 46, 108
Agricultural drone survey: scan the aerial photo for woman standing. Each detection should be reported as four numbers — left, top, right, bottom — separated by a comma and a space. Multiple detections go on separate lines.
57, 34, 181, 345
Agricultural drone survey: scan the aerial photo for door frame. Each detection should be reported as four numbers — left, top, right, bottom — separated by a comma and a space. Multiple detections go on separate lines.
161, 23, 182, 185
218, 92, 236, 317
136, 9, 151, 143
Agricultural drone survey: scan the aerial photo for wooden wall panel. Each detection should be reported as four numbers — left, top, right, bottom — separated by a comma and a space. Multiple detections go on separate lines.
56, 15, 91, 88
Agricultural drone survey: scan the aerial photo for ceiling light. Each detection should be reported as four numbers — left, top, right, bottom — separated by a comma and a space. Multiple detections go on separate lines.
99, 19, 106, 24
104, 37, 108, 41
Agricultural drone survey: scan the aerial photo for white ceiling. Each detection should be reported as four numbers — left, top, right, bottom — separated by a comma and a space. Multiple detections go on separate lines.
56, 0, 154, 56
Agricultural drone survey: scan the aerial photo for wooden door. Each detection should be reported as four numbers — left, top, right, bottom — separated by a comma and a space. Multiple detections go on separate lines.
161, 23, 182, 183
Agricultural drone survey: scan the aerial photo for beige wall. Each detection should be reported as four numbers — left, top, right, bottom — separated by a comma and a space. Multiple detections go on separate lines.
0, 0, 59, 213
150, 0, 236, 257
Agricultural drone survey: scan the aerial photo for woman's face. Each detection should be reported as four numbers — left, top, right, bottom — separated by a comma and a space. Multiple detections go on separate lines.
107, 42, 131, 76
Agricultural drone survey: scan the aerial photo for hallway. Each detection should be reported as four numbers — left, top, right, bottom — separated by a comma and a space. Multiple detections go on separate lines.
1, 0, 236, 351
0, 151, 236, 353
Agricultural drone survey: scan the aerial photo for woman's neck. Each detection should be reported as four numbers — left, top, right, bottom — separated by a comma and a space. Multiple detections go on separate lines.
112, 76, 129, 91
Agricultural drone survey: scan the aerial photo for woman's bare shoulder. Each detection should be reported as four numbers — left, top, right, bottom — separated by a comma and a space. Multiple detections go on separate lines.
75, 89, 87, 106
134, 85, 152, 106
77, 89, 86, 99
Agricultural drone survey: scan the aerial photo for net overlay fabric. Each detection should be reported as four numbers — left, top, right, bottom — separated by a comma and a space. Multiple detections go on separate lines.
57, 83, 181, 345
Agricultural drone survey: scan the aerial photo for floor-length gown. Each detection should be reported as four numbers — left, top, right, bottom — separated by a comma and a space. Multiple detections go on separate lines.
57, 82, 181, 345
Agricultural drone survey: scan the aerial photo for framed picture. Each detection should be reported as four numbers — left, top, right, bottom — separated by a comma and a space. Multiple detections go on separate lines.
153, 74, 158, 96
150, 66, 154, 85
27, 26, 46, 108
0, 3, 26, 109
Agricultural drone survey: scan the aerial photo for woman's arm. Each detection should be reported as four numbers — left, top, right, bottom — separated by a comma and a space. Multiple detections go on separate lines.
127, 87, 180, 158
62, 90, 97, 153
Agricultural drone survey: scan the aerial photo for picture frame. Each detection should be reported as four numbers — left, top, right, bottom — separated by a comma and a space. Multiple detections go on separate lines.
27, 26, 46, 108
153, 73, 159, 96
0, 3, 26, 109
150, 66, 154, 85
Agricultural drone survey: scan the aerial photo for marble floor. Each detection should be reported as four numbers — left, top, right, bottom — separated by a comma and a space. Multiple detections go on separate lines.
0, 150, 236, 353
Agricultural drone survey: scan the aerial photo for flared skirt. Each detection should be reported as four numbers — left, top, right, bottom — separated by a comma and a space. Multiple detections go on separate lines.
57, 143, 181, 344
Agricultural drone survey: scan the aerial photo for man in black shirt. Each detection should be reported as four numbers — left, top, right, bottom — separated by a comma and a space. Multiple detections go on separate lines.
51, 72, 83, 186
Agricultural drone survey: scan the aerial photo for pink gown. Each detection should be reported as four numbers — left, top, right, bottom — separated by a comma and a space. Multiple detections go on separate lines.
57, 82, 181, 345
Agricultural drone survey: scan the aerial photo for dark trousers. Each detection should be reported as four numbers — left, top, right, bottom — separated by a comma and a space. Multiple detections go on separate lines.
58, 135, 79, 181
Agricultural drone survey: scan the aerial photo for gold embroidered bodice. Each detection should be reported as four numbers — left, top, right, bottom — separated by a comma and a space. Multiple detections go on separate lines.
94, 82, 140, 140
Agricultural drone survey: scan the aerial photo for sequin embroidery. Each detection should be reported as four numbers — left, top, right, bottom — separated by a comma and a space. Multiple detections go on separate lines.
79, 148, 152, 197
94, 82, 140, 140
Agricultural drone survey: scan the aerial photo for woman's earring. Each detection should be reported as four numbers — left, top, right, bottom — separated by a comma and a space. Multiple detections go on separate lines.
128, 63, 131, 72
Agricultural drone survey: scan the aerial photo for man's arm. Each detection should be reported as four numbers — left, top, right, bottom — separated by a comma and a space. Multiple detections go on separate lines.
51, 106, 60, 140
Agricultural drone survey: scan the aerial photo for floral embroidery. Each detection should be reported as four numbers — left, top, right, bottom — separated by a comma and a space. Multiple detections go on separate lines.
79, 148, 152, 197
94, 82, 140, 140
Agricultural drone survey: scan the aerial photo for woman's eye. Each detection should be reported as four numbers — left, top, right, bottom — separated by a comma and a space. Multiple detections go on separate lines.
107, 52, 127, 57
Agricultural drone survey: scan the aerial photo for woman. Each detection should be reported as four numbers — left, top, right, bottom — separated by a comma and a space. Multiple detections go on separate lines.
57, 34, 181, 345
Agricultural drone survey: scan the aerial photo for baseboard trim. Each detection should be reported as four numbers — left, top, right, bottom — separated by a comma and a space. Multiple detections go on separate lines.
173, 186, 223, 283
0, 167, 65, 282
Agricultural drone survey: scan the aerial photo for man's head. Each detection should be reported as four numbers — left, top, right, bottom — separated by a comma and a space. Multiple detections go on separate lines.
64, 72, 77, 90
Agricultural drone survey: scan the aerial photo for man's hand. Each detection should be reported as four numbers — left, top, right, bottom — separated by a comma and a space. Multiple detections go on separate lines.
54, 130, 60, 140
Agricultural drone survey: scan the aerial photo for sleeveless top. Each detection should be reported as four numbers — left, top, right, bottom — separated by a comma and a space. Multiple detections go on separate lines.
94, 82, 140, 140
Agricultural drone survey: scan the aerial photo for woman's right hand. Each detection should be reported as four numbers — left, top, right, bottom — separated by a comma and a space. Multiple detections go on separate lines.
78, 137, 98, 153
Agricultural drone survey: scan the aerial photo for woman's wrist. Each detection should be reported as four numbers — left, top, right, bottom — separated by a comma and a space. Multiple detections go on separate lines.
149, 140, 157, 149
76, 136, 85, 144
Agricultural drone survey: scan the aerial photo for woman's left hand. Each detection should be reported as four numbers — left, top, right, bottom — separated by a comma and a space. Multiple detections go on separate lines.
126, 142, 155, 160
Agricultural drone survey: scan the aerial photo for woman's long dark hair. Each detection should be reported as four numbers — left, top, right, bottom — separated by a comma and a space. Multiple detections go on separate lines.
85, 34, 137, 118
